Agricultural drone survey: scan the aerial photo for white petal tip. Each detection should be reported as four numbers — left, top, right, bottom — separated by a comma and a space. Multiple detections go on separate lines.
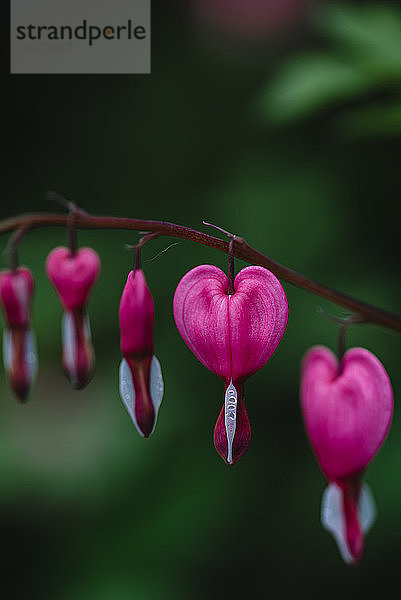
119, 355, 164, 437
149, 355, 164, 433
119, 358, 144, 436
3, 329, 38, 382
321, 482, 376, 564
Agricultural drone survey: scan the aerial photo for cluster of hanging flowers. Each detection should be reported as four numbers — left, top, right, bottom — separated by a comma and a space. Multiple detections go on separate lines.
0, 224, 394, 566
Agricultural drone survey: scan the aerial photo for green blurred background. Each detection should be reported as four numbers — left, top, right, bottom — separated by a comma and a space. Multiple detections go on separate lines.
3, 1, 401, 598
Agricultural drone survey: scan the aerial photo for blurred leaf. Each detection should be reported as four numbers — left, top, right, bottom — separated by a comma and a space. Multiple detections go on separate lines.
334, 101, 401, 140
257, 53, 371, 122
257, 2, 401, 124
321, 3, 401, 77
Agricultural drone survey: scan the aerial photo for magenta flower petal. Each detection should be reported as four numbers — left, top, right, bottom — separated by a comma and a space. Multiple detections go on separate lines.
46, 246, 100, 311
173, 265, 231, 379
301, 346, 393, 481
0, 267, 34, 328
173, 265, 288, 382
230, 266, 289, 381
174, 264, 288, 464
119, 270, 154, 359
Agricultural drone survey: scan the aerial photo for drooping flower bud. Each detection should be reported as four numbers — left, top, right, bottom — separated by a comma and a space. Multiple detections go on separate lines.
46, 246, 100, 389
300, 346, 393, 564
119, 269, 164, 437
0, 267, 37, 402
173, 265, 288, 465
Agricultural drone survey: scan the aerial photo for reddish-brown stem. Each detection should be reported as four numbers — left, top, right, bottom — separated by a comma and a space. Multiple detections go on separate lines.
134, 233, 159, 270
228, 238, 235, 295
8, 226, 30, 272
68, 212, 78, 257
0, 211, 400, 334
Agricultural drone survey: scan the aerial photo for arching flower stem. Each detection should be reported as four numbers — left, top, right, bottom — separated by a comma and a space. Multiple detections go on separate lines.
0, 210, 400, 334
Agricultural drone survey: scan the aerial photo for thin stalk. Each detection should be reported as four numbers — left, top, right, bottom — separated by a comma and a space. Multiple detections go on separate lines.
0, 211, 400, 334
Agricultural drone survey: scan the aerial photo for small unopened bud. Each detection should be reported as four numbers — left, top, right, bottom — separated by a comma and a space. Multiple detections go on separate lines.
119, 269, 164, 437
0, 267, 37, 402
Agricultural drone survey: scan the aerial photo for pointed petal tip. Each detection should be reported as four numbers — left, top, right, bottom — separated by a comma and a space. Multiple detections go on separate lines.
221, 454, 239, 466
119, 356, 163, 438
67, 373, 93, 390
12, 383, 31, 404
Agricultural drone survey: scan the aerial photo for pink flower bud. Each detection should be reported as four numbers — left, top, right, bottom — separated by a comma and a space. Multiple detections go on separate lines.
0, 267, 33, 328
119, 269, 164, 438
174, 265, 288, 465
46, 246, 100, 389
0, 267, 37, 402
300, 346, 393, 563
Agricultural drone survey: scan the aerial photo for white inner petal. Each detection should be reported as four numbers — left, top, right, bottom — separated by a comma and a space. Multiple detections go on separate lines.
224, 379, 237, 465
119, 358, 143, 437
24, 330, 38, 382
359, 483, 376, 534
62, 312, 77, 384
119, 356, 164, 437
150, 355, 164, 432
321, 482, 376, 564
83, 314, 92, 341
2, 329, 37, 383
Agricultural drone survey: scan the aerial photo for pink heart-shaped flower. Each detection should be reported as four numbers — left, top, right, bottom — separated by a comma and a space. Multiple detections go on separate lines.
301, 346, 393, 482
300, 345, 393, 564
46, 246, 100, 311
174, 264, 288, 464
0, 267, 34, 328
46, 246, 100, 389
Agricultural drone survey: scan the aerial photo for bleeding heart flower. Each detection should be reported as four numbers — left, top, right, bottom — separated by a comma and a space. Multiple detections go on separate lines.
46, 246, 100, 389
0, 267, 37, 402
119, 268, 164, 437
173, 264, 288, 465
300, 346, 393, 564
